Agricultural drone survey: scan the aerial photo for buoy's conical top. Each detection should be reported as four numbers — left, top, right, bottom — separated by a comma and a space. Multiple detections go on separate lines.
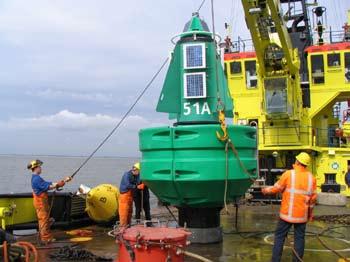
182, 12, 209, 32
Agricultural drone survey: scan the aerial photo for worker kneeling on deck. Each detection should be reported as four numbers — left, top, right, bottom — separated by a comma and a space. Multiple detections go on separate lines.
118, 162, 144, 227
262, 152, 317, 262
27, 159, 71, 244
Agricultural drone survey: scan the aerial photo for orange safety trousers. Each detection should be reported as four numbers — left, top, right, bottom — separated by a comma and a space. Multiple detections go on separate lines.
118, 190, 133, 227
33, 192, 53, 242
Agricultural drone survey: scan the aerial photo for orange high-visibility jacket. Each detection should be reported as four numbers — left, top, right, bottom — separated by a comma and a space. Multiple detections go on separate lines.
265, 165, 317, 223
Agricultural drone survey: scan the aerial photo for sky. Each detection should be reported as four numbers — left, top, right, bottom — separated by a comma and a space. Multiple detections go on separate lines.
0, 0, 349, 157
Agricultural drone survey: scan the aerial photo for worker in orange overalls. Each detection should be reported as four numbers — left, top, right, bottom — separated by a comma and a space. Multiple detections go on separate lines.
27, 159, 71, 244
118, 162, 143, 227
262, 152, 317, 262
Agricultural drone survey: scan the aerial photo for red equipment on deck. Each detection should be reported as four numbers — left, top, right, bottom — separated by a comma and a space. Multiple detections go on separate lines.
115, 226, 191, 262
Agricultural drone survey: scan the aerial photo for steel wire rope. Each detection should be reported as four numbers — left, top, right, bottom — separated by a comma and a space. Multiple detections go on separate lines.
334, 0, 343, 33
197, 0, 206, 13
210, 0, 221, 103
229, 0, 235, 40
69, 57, 169, 179
164, 205, 178, 225
209, 0, 232, 215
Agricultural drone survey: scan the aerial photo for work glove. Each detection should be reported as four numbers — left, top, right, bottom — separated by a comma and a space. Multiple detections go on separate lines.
261, 187, 269, 195
137, 183, 145, 190
56, 180, 65, 188
64, 176, 72, 182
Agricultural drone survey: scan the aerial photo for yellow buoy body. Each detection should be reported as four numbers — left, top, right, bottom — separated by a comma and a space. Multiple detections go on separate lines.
85, 184, 120, 223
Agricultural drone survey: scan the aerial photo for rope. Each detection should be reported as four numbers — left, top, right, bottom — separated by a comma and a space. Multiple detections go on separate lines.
70, 57, 169, 179
227, 139, 256, 182
224, 141, 230, 214
181, 250, 213, 262
315, 227, 350, 262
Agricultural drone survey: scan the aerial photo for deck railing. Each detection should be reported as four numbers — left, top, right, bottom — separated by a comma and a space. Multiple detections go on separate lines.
259, 125, 346, 148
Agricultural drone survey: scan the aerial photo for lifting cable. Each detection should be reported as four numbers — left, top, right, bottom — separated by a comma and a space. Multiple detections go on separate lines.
197, 0, 206, 12
69, 57, 169, 180
210, 0, 226, 120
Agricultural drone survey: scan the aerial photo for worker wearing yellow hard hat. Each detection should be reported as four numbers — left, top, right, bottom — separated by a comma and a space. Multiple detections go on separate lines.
262, 152, 317, 261
27, 159, 72, 244
132, 164, 151, 224
118, 162, 145, 227
295, 152, 311, 166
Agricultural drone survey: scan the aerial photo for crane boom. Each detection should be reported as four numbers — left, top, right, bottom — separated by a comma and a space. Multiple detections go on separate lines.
241, 0, 303, 120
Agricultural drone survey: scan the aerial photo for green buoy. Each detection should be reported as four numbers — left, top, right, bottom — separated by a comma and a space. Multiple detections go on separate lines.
139, 12, 257, 243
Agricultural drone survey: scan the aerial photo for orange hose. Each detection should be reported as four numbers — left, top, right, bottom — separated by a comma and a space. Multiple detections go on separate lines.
17, 243, 30, 261
3, 241, 8, 262
16, 241, 39, 262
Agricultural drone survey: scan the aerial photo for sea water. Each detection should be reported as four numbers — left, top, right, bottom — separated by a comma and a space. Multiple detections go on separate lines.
0, 154, 157, 206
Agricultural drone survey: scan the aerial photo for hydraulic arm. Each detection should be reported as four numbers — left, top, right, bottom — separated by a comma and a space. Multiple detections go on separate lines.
241, 0, 302, 120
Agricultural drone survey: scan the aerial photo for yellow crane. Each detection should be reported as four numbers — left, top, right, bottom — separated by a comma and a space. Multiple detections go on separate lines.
225, 0, 350, 199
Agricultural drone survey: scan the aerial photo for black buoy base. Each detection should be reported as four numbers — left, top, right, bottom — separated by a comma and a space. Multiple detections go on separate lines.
178, 207, 222, 243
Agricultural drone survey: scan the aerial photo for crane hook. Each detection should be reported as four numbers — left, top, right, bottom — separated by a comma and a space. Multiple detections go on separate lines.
216, 110, 229, 141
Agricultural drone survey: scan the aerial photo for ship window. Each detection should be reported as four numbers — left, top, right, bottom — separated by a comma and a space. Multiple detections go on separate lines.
183, 43, 206, 69
184, 72, 206, 98
245, 60, 258, 89
327, 53, 341, 67
324, 173, 336, 184
345, 52, 350, 82
230, 61, 242, 74
311, 55, 325, 84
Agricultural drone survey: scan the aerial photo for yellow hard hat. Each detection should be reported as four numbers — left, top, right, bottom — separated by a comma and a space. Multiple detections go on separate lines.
27, 159, 43, 170
295, 152, 310, 166
133, 162, 140, 170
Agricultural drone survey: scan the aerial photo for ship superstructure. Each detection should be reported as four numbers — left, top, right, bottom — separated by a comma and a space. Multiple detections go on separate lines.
224, 0, 350, 197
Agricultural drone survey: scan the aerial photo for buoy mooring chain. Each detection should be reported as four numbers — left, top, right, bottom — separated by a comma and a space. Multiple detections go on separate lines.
49, 246, 112, 261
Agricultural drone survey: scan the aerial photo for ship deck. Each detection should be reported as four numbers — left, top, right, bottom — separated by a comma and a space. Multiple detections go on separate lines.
16, 201, 350, 261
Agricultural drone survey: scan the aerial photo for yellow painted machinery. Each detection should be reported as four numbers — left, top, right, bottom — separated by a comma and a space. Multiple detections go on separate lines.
0, 192, 88, 230
0, 184, 120, 230
0, 195, 36, 230
223, 0, 350, 197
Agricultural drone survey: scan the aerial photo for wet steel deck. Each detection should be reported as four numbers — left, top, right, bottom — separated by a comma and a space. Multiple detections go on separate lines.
18, 202, 350, 261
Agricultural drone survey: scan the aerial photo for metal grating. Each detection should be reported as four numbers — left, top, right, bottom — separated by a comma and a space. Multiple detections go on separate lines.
184, 72, 206, 98
70, 195, 87, 217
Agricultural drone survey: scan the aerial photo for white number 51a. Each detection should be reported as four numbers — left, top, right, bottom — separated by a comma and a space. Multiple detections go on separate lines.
183, 102, 211, 115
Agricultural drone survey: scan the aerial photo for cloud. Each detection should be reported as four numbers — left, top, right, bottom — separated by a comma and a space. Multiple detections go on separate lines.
0, 110, 166, 131
25, 88, 114, 103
